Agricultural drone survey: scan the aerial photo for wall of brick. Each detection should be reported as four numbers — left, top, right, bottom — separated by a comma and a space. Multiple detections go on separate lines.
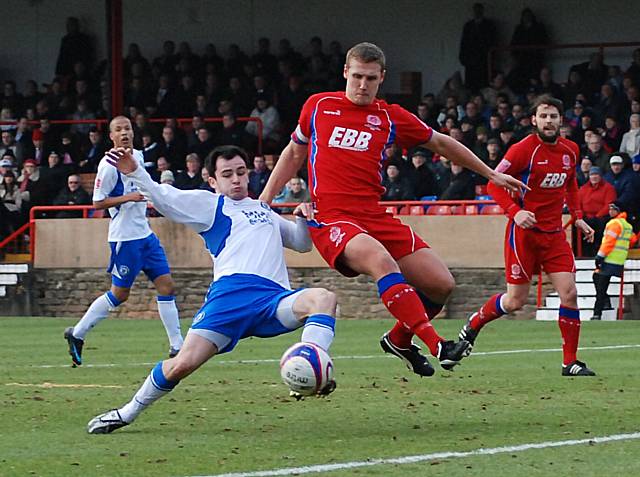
12, 267, 546, 321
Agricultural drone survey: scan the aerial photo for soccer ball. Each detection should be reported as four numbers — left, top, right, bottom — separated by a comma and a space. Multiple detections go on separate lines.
279, 342, 333, 396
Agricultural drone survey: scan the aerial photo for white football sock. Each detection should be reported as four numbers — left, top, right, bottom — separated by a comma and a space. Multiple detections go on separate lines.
73, 292, 119, 340
301, 314, 336, 351
157, 296, 184, 350
119, 362, 178, 423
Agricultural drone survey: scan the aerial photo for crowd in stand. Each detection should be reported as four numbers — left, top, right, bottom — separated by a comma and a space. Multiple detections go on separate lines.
1, 11, 640, 253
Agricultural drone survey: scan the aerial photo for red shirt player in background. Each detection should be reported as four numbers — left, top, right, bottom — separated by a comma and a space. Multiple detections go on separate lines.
260, 42, 525, 376
458, 95, 597, 377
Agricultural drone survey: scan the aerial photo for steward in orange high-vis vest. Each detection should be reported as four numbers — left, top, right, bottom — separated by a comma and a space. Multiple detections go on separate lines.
592, 202, 639, 319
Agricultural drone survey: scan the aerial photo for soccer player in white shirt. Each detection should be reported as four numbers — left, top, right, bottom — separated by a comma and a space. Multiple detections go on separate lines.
86, 144, 338, 434
64, 117, 184, 365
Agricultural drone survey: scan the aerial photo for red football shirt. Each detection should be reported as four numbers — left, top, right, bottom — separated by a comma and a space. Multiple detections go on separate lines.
489, 134, 583, 232
292, 91, 433, 208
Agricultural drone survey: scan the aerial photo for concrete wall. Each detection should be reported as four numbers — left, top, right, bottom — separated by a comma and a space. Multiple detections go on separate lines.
2, 0, 639, 95
33, 215, 510, 269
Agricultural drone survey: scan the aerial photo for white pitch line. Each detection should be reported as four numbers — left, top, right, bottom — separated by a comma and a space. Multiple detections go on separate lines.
5, 382, 124, 389
6, 343, 640, 370
187, 431, 640, 477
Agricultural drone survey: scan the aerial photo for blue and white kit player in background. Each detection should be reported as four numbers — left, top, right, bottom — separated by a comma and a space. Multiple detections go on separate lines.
64, 116, 184, 366
86, 144, 338, 434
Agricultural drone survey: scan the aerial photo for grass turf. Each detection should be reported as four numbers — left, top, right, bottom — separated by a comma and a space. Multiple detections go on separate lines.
0, 316, 638, 477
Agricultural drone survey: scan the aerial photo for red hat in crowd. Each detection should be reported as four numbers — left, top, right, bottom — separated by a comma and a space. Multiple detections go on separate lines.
32, 128, 43, 141
23, 159, 37, 166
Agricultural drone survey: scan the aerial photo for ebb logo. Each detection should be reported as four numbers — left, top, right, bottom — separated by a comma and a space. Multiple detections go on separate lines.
328, 127, 372, 151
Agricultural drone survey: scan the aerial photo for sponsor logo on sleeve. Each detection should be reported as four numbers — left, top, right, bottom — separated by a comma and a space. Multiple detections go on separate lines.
496, 159, 511, 173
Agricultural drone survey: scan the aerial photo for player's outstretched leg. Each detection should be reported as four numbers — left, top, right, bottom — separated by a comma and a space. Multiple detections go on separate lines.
459, 293, 507, 351
87, 333, 216, 434
65, 291, 122, 365
380, 331, 435, 376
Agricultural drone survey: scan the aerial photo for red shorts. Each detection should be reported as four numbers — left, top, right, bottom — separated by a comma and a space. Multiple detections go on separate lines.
504, 221, 576, 284
309, 206, 428, 277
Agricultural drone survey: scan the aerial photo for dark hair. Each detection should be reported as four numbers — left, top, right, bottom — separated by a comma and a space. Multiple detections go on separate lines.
345, 42, 386, 70
205, 145, 249, 175
530, 94, 564, 116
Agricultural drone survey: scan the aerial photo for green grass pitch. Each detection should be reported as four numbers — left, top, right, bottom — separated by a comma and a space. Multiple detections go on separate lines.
1, 316, 639, 477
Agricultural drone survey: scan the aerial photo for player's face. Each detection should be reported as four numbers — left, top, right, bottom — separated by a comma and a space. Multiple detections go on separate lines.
211, 155, 249, 200
344, 59, 385, 106
532, 104, 562, 143
109, 118, 134, 148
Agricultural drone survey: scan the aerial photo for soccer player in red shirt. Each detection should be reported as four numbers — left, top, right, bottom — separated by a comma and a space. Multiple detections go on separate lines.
260, 42, 525, 376
458, 95, 597, 377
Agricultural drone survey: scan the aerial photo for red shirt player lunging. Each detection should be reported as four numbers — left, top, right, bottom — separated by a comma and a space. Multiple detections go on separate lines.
458, 95, 597, 377
261, 42, 525, 376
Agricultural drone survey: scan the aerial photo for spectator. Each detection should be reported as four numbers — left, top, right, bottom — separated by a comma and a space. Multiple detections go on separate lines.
627, 48, 640, 89
246, 94, 281, 152
78, 127, 106, 172
499, 124, 517, 152
215, 113, 251, 150
151, 156, 171, 183
458, 2, 497, 92
0, 170, 25, 236
578, 166, 617, 255
199, 167, 215, 192
633, 154, 640, 176
277, 75, 308, 133
508, 8, 549, 93
570, 52, 608, 101
432, 155, 453, 196
152, 40, 178, 77
52, 173, 92, 218
160, 170, 175, 186
39, 151, 70, 204
186, 115, 205, 150
158, 126, 186, 170
604, 155, 640, 228
583, 134, 608, 171
406, 149, 437, 199
576, 156, 593, 187
280, 177, 311, 213
481, 72, 517, 108
141, 130, 161, 169
478, 138, 502, 182
0, 156, 16, 177
594, 83, 623, 125
189, 127, 215, 164
175, 153, 203, 190
69, 99, 96, 135
55, 17, 94, 77
439, 163, 476, 200
600, 115, 623, 152
0, 130, 26, 165
619, 113, 640, 158
436, 72, 470, 107
248, 155, 271, 198
16, 159, 45, 209
381, 162, 415, 201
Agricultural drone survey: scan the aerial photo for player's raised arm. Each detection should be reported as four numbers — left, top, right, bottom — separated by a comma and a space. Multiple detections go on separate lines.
106, 148, 215, 232
424, 130, 528, 195
259, 140, 307, 203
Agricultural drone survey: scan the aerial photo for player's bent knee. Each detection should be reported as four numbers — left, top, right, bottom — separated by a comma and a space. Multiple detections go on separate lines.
503, 295, 526, 312
301, 288, 338, 315
166, 357, 198, 380
111, 288, 130, 303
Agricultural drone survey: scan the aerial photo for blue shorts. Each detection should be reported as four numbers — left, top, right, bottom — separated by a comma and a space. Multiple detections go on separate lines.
189, 273, 303, 354
108, 233, 171, 288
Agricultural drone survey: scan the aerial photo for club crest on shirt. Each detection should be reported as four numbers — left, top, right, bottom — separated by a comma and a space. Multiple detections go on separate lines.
329, 226, 346, 247
562, 154, 571, 170
510, 264, 521, 279
119, 265, 130, 276
365, 114, 382, 131
193, 311, 205, 324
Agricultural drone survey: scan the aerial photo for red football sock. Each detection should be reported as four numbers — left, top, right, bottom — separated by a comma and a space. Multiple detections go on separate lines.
558, 306, 581, 365
388, 296, 444, 348
469, 293, 507, 331
381, 283, 443, 355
